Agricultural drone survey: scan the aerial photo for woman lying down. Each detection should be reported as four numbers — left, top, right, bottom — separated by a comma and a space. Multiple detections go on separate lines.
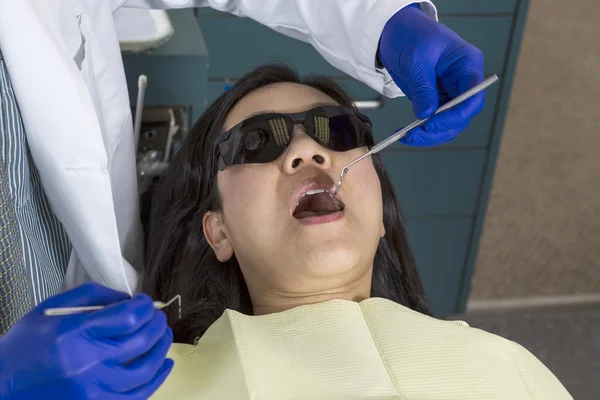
144, 64, 571, 399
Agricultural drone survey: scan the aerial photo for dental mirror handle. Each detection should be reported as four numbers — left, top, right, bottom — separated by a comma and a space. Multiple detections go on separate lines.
334, 74, 499, 195
43, 295, 182, 320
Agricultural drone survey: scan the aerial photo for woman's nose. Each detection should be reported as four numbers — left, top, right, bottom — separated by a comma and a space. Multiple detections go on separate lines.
282, 130, 332, 174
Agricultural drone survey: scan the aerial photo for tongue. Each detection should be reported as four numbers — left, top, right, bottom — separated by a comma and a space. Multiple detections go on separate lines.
293, 192, 339, 219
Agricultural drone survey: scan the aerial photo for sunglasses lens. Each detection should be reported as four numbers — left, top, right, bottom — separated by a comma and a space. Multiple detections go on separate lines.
327, 115, 362, 151
241, 129, 269, 162
241, 117, 289, 164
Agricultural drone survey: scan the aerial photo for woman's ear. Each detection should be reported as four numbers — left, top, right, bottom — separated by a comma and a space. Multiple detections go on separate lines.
203, 211, 234, 262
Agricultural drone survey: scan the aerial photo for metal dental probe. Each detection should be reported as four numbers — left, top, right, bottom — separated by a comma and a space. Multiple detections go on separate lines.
43, 294, 182, 320
333, 75, 499, 196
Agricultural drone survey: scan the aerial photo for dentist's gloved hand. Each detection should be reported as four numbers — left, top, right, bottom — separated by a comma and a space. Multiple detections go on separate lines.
379, 3, 485, 147
0, 283, 173, 400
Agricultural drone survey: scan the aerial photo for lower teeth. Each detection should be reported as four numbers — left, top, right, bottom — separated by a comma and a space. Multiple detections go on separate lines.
330, 195, 343, 212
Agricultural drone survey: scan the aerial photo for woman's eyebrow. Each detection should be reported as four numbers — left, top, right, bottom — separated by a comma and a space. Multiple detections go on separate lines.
243, 102, 337, 120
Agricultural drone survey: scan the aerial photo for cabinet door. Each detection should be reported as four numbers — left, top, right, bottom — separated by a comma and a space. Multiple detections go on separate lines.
197, 15, 511, 79
381, 151, 486, 217
405, 218, 474, 316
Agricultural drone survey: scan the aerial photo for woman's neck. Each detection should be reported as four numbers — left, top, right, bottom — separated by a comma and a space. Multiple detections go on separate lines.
251, 281, 372, 315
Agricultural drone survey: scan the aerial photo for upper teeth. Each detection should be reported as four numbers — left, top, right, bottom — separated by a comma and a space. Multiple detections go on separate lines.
303, 189, 327, 197
297, 189, 343, 211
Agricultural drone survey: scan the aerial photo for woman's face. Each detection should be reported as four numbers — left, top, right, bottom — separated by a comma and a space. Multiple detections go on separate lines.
203, 82, 385, 309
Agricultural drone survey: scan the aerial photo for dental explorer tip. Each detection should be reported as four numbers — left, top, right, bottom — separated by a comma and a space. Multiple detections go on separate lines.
334, 168, 349, 196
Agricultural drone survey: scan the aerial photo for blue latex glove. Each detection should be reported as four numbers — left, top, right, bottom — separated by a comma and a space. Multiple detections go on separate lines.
379, 4, 485, 146
0, 283, 173, 399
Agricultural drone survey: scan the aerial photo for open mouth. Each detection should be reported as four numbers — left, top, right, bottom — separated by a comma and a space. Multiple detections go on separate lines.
293, 189, 345, 219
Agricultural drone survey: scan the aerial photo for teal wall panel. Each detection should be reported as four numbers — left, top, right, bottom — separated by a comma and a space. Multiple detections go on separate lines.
382, 150, 486, 216
435, 0, 517, 14
199, 17, 339, 78
196, 1, 517, 16
406, 217, 474, 316
197, 16, 510, 79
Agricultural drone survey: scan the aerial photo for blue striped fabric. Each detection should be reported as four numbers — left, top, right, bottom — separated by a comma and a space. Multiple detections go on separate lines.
0, 50, 72, 324
0, 153, 30, 334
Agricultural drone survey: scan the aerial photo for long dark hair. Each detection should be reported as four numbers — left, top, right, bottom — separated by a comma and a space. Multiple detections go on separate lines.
144, 64, 429, 344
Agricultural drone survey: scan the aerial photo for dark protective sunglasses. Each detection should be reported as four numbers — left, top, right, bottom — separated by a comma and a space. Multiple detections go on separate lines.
213, 105, 374, 171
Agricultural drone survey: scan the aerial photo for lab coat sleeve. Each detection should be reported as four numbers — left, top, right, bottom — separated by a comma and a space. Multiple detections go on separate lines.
117, 0, 438, 98
508, 341, 573, 399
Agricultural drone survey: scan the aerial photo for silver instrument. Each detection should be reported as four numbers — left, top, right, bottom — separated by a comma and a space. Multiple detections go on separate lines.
43, 294, 182, 320
333, 75, 499, 195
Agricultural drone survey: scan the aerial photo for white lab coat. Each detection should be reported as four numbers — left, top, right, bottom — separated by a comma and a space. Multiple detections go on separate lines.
0, 0, 436, 296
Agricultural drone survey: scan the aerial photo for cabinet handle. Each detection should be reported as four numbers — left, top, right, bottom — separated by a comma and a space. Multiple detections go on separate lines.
353, 100, 383, 110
